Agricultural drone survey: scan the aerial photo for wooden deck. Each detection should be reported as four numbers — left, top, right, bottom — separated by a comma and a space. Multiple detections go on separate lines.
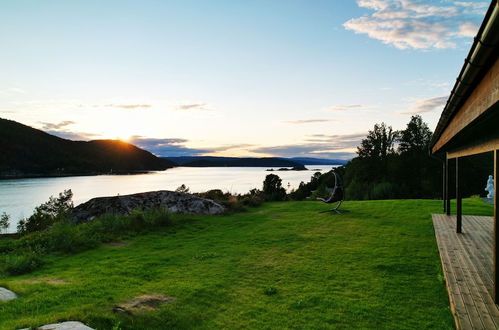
433, 214, 499, 329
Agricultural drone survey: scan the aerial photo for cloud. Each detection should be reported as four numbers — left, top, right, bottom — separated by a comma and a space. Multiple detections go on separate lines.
5, 88, 26, 94
458, 21, 480, 37
344, 0, 486, 50
47, 130, 95, 141
324, 104, 367, 112
176, 103, 208, 111
401, 95, 448, 114
104, 104, 151, 109
251, 144, 356, 160
39, 120, 75, 130
283, 119, 336, 124
303, 133, 367, 147
129, 136, 209, 157
39, 120, 99, 141
250, 133, 366, 160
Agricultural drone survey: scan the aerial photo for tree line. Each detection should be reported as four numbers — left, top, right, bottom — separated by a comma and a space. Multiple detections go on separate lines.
290, 115, 492, 201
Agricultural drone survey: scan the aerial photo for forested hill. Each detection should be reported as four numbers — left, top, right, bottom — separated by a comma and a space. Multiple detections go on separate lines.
0, 118, 175, 178
163, 156, 306, 167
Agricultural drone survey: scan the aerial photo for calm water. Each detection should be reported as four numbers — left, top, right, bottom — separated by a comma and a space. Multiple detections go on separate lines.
0, 165, 333, 232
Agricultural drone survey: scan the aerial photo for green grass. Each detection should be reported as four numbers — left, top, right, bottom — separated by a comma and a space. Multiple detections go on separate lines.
0, 198, 493, 329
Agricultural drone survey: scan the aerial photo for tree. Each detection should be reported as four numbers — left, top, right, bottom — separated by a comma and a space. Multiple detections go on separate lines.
357, 122, 398, 160
262, 174, 286, 201
398, 115, 433, 154
0, 212, 10, 233
17, 189, 74, 234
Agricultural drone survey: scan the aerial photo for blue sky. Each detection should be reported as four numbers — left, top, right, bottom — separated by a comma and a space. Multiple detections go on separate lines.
0, 0, 490, 159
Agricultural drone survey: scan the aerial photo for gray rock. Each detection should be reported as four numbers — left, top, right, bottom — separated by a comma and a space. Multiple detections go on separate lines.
72, 190, 224, 223
0, 287, 17, 301
35, 321, 94, 330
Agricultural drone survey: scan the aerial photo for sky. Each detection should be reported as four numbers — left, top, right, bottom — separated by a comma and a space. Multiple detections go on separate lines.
0, 0, 490, 159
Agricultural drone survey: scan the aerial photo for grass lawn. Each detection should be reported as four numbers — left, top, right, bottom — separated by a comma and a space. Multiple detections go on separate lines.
0, 198, 493, 329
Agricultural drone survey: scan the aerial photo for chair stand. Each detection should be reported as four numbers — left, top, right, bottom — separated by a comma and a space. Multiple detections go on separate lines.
318, 201, 343, 214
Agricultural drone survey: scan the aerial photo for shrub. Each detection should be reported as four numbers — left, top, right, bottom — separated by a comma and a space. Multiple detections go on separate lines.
0, 212, 10, 233
175, 184, 190, 194
98, 208, 172, 233
262, 174, 286, 201
17, 189, 73, 234
4, 252, 43, 275
43, 222, 101, 254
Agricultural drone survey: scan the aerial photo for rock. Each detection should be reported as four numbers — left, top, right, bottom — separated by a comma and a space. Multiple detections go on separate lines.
0, 287, 17, 301
33, 321, 94, 330
72, 190, 224, 223
113, 294, 176, 314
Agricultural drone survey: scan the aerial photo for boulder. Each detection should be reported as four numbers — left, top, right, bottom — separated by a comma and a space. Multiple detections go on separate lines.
27, 321, 94, 330
72, 190, 224, 223
0, 287, 17, 301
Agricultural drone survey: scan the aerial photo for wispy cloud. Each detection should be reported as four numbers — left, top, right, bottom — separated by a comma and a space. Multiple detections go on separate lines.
401, 96, 447, 114
39, 120, 75, 130
175, 103, 208, 111
283, 119, 336, 124
47, 131, 97, 141
344, 0, 486, 50
129, 136, 208, 157
324, 104, 367, 112
104, 104, 151, 109
5, 88, 25, 94
0, 87, 26, 95
250, 133, 366, 160
38, 120, 98, 141
251, 144, 356, 160
303, 133, 367, 147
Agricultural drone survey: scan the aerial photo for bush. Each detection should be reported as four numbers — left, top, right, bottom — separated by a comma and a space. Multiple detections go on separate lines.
4, 252, 43, 275
262, 174, 286, 201
43, 222, 101, 254
196, 189, 264, 213
99, 208, 172, 233
0, 212, 10, 233
17, 189, 73, 234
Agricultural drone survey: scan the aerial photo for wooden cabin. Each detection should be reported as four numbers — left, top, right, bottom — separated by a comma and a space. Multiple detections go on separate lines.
430, 0, 499, 312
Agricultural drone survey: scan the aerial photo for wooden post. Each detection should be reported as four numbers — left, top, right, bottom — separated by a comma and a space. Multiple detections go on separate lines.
446, 154, 451, 216
494, 150, 498, 303
456, 157, 462, 233
442, 162, 447, 213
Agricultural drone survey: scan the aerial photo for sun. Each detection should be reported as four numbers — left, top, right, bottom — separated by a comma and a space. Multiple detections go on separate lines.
100, 127, 134, 143
115, 134, 132, 142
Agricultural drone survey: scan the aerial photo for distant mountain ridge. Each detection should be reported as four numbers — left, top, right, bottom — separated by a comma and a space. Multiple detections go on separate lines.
163, 156, 346, 167
0, 118, 175, 178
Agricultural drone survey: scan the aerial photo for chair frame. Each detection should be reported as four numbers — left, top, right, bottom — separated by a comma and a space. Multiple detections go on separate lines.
317, 171, 344, 214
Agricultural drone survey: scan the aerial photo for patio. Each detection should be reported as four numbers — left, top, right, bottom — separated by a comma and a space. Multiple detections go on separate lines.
433, 214, 499, 329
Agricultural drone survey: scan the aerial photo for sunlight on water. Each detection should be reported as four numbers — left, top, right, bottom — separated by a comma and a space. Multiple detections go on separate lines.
0, 165, 334, 232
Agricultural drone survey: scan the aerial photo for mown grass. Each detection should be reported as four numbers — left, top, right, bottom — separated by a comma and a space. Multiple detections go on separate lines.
0, 198, 493, 329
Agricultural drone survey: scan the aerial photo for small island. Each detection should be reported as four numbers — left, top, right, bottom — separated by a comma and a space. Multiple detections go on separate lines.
266, 165, 308, 171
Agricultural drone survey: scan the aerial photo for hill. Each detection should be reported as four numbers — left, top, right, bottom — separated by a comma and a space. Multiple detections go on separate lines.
163, 156, 334, 167
0, 118, 176, 178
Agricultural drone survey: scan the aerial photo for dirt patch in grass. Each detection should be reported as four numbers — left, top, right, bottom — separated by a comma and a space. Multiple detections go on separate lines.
113, 294, 176, 314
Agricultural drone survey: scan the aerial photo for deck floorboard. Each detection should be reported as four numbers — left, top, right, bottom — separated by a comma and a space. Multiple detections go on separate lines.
433, 214, 499, 330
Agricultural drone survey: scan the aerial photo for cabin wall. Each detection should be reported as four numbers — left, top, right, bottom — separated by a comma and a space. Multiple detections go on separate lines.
433, 58, 499, 154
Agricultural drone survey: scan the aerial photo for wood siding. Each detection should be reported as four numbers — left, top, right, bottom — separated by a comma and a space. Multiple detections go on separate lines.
433, 58, 499, 154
